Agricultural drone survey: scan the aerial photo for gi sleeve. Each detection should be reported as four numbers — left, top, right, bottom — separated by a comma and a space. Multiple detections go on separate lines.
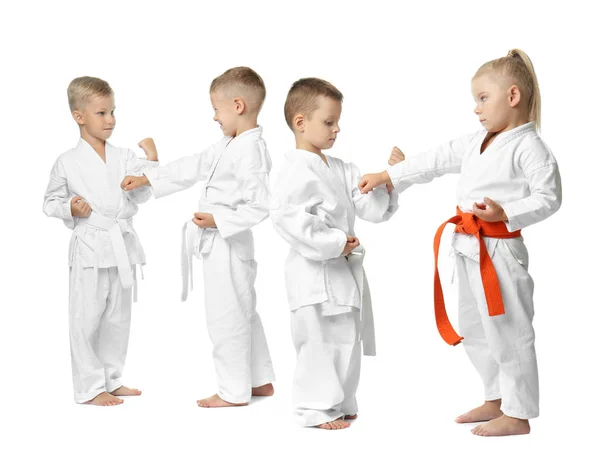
386, 132, 475, 192
349, 162, 398, 223
143, 144, 216, 198
124, 149, 158, 204
270, 162, 348, 261
502, 147, 562, 231
212, 140, 272, 238
43, 158, 75, 229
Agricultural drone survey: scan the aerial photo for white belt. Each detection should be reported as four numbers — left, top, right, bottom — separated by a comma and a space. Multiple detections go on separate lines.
180, 220, 216, 301
77, 212, 137, 293
346, 247, 376, 356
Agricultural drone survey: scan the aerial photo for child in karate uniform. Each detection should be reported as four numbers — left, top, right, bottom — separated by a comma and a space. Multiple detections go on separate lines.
270, 78, 398, 429
360, 49, 561, 436
44, 76, 158, 405
121, 67, 275, 408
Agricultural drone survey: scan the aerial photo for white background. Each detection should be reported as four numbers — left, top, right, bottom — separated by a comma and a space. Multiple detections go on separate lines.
1, 1, 598, 461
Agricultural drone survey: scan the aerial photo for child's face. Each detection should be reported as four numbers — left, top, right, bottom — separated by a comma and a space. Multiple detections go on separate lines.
210, 91, 239, 137
471, 73, 512, 133
75, 95, 116, 141
299, 96, 341, 153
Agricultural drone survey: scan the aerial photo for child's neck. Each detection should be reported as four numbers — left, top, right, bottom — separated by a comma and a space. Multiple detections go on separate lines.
295, 140, 322, 156
496, 114, 530, 135
233, 117, 259, 137
80, 130, 107, 157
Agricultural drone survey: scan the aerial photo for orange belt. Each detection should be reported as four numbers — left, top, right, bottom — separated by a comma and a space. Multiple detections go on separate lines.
433, 207, 521, 346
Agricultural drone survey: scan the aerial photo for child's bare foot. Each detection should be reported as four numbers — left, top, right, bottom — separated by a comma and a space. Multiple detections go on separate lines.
455, 399, 503, 423
84, 392, 123, 406
344, 414, 358, 420
111, 386, 142, 397
317, 418, 351, 430
196, 394, 248, 408
472, 415, 530, 437
252, 383, 274, 397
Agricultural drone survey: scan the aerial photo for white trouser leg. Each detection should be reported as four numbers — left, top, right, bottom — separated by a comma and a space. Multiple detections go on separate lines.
69, 266, 109, 403
456, 255, 501, 400
246, 272, 276, 388
291, 305, 361, 427
95, 267, 132, 393
202, 234, 274, 403
462, 240, 538, 419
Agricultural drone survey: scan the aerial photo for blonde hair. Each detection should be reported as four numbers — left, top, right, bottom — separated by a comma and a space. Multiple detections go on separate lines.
474, 49, 542, 130
284, 78, 343, 130
67, 76, 113, 112
210, 66, 266, 113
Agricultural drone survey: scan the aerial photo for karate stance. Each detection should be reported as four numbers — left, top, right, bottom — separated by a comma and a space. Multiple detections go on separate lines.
121, 67, 275, 408
360, 49, 562, 436
44, 76, 158, 405
270, 78, 398, 430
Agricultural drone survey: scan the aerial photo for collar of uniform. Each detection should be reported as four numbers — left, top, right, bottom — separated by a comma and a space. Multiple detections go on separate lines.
492, 121, 536, 150
76, 138, 116, 166
77, 137, 114, 153
284, 149, 330, 168
224, 125, 263, 145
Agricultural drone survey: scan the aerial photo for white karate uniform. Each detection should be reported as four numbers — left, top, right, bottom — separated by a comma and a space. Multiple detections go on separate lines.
143, 126, 275, 404
270, 149, 398, 426
44, 138, 155, 403
387, 122, 562, 419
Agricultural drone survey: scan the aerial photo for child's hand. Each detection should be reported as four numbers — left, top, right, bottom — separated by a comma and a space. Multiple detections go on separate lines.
121, 175, 150, 191
342, 236, 360, 256
71, 195, 92, 218
388, 146, 405, 166
138, 138, 158, 161
192, 212, 217, 228
472, 197, 508, 222
359, 171, 390, 194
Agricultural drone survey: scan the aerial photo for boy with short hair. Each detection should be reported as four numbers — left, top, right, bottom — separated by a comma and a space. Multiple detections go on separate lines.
121, 67, 275, 408
270, 78, 398, 429
44, 76, 158, 405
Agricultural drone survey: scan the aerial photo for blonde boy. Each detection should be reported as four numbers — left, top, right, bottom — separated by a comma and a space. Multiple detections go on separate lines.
44, 76, 158, 405
121, 67, 275, 407
270, 78, 398, 429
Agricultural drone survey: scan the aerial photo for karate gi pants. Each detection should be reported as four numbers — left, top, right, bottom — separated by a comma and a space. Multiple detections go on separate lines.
202, 233, 275, 403
290, 305, 361, 426
456, 239, 539, 419
69, 265, 132, 403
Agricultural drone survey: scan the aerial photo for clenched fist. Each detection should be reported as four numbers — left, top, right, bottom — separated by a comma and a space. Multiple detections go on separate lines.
138, 138, 158, 161
388, 146, 405, 166
71, 195, 92, 217
472, 197, 508, 223
192, 212, 217, 229
342, 236, 360, 256
121, 175, 150, 191
358, 171, 390, 194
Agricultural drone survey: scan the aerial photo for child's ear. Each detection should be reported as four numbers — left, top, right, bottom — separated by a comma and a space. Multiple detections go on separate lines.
508, 85, 521, 108
294, 114, 305, 132
233, 97, 246, 115
72, 110, 84, 126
